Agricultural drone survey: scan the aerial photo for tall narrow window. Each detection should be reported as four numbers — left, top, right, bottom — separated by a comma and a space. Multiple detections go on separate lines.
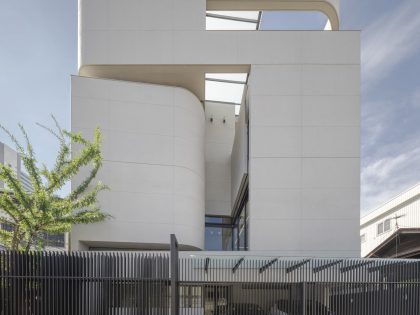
377, 222, 384, 235
384, 219, 391, 232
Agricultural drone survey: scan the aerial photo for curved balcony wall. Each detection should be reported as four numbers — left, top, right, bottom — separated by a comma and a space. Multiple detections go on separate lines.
71, 76, 205, 250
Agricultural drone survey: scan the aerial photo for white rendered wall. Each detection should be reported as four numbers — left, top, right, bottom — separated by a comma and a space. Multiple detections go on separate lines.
0, 142, 21, 190
247, 64, 360, 257
231, 101, 248, 204
79, 1, 348, 68
76, 0, 361, 255
204, 102, 235, 216
71, 76, 205, 250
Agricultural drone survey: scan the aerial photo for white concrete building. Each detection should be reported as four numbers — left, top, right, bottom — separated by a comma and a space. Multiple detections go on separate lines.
0, 141, 68, 250
71, 0, 360, 257
0, 141, 32, 193
361, 183, 420, 258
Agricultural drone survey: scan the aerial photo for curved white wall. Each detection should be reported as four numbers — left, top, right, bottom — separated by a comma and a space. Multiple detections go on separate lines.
71, 76, 205, 250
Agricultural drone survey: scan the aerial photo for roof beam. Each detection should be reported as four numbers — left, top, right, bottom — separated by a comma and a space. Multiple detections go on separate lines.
206, 13, 259, 24
205, 77, 246, 85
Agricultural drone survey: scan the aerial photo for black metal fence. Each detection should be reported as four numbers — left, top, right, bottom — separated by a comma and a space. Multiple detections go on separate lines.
0, 251, 170, 315
1, 251, 420, 315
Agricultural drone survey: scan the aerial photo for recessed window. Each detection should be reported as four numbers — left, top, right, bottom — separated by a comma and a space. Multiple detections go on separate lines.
377, 222, 384, 235
360, 234, 366, 243
205, 216, 233, 251
377, 219, 392, 236
204, 201, 248, 251
384, 219, 391, 232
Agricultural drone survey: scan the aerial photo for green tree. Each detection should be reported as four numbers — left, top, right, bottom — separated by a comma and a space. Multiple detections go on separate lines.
0, 117, 109, 251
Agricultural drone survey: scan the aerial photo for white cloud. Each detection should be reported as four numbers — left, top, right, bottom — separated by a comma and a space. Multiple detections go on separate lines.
361, 146, 420, 213
362, 0, 420, 88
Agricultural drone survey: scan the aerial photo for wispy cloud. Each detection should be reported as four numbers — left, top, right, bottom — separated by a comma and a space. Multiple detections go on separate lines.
362, 0, 420, 88
361, 145, 420, 213
361, 87, 420, 212
360, 0, 420, 213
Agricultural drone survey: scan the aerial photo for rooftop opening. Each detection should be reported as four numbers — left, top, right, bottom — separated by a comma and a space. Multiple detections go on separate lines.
206, 0, 339, 30
205, 73, 248, 115
207, 10, 330, 31
260, 11, 328, 30
206, 11, 261, 30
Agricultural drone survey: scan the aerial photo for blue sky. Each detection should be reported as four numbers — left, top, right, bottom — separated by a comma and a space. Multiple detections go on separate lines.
0, 0, 419, 214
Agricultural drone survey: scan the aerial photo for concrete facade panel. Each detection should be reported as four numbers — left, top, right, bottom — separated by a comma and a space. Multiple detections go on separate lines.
71, 76, 205, 250
249, 95, 301, 126
302, 126, 360, 157
302, 95, 360, 126
250, 126, 302, 158
204, 102, 235, 216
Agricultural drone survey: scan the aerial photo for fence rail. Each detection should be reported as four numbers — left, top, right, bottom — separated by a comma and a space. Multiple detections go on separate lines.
1, 251, 420, 315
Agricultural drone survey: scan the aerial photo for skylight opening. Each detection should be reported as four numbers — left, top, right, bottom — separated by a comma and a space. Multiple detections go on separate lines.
206, 73, 248, 82
259, 11, 329, 30
205, 81, 244, 104
205, 73, 248, 116
206, 10, 330, 31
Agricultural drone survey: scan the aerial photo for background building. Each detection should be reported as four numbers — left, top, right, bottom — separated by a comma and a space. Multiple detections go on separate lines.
0, 141, 66, 250
361, 183, 420, 258
0, 141, 32, 193
71, 0, 360, 257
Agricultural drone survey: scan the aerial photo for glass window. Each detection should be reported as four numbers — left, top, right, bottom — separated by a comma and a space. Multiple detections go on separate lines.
43, 233, 65, 248
377, 222, 384, 235
205, 216, 231, 225
205, 216, 233, 251
233, 201, 248, 251
384, 219, 391, 232
205, 226, 232, 251
204, 198, 248, 251
360, 234, 366, 243
238, 204, 247, 250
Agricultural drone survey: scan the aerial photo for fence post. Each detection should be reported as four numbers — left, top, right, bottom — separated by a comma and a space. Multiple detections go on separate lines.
302, 282, 306, 315
170, 234, 179, 315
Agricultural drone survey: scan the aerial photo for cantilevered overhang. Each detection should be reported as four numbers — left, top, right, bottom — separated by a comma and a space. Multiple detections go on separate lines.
207, 0, 340, 30
79, 65, 250, 101
79, 29, 359, 101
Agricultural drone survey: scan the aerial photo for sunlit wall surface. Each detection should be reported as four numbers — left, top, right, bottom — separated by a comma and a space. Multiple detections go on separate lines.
73, 0, 359, 256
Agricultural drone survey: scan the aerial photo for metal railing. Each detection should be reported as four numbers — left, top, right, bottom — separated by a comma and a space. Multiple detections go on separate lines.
1, 249, 420, 314
0, 251, 170, 315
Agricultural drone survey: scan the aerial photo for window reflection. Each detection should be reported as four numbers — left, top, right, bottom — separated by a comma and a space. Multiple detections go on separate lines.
205, 200, 248, 251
